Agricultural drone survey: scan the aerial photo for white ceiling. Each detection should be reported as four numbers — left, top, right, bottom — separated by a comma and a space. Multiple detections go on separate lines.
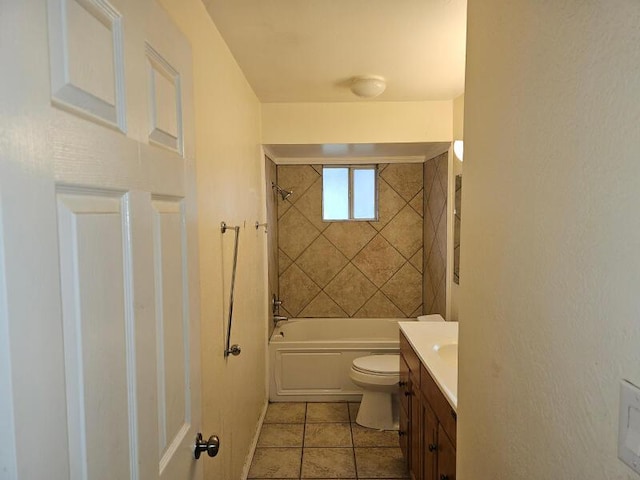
203, 0, 467, 103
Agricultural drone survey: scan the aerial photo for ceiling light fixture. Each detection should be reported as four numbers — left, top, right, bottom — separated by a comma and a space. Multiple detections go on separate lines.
453, 140, 464, 162
350, 75, 386, 98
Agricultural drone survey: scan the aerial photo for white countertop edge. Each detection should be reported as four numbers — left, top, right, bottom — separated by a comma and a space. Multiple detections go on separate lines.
399, 321, 458, 411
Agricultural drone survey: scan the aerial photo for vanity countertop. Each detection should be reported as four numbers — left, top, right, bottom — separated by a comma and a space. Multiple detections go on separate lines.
399, 321, 458, 410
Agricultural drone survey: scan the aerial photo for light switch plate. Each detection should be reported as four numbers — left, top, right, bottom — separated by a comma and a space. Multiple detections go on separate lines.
619, 379, 640, 475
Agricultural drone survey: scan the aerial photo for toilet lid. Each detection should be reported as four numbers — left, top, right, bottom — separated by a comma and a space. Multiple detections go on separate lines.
352, 354, 399, 375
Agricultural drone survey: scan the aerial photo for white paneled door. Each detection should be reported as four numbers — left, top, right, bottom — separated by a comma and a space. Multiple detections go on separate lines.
0, 1, 205, 479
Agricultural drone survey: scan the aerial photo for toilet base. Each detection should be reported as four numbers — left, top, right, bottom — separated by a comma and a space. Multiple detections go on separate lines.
356, 391, 399, 431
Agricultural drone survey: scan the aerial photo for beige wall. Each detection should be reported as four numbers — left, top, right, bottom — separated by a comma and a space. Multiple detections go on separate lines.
277, 164, 424, 318
262, 101, 453, 144
459, 1, 640, 479
158, 1, 268, 479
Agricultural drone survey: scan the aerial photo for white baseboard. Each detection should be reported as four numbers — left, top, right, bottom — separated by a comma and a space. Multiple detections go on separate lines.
241, 400, 269, 480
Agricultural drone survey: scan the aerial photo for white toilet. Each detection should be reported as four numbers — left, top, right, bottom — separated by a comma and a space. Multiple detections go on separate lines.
349, 354, 400, 431
350, 315, 445, 430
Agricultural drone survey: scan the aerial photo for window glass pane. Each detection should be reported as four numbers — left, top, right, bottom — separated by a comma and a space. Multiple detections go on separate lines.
353, 168, 376, 219
323, 167, 349, 220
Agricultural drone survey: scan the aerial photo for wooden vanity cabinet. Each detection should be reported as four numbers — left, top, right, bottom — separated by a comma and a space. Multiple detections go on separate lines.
400, 331, 457, 480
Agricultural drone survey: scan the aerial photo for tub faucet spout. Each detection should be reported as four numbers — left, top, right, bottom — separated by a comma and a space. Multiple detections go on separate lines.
273, 315, 288, 325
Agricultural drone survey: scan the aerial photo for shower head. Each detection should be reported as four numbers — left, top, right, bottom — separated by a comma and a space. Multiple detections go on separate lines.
272, 182, 293, 201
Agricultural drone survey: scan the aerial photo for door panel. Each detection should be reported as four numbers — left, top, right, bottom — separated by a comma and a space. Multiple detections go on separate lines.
57, 191, 135, 480
0, 1, 201, 479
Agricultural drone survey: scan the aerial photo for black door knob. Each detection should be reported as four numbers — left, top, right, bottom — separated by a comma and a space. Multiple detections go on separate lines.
428, 443, 437, 452
195, 432, 220, 459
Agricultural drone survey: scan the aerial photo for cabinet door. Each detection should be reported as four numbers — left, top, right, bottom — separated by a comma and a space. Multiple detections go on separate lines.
422, 400, 438, 480
399, 400, 409, 462
410, 372, 422, 480
437, 424, 456, 480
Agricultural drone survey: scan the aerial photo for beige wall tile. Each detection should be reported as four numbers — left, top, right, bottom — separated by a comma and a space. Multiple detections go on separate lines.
352, 236, 405, 287
409, 189, 424, 216
299, 292, 347, 317
382, 263, 422, 316
294, 178, 328, 232
371, 179, 406, 232
380, 163, 424, 201
380, 205, 423, 259
409, 248, 423, 273
324, 264, 377, 316
296, 235, 349, 287
278, 207, 320, 260
354, 291, 404, 318
279, 264, 321, 316
277, 165, 320, 199
323, 221, 377, 259
278, 249, 293, 275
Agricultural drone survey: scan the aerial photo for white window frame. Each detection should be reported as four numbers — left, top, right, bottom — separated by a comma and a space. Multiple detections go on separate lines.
322, 165, 378, 222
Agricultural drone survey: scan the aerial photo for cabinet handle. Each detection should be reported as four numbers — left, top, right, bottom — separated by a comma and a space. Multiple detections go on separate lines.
398, 381, 407, 387
398, 431, 406, 437
428, 443, 437, 452
404, 390, 412, 397
440, 476, 449, 480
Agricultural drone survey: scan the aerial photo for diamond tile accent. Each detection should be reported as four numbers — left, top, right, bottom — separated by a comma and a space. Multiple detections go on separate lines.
380, 163, 423, 202
426, 242, 445, 295
324, 221, 377, 259
324, 264, 377, 316
380, 205, 422, 259
299, 292, 347, 317
277, 165, 320, 202
370, 179, 406, 232
279, 249, 293, 275
354, 291, 404, 318
276, 162, 430, 318
278, 196, 292, 218
424, 155, 437, 192
408, 189, 423, 216
381, 263, 422, 316
279, 208, 320, 260
427, 175, 445, 231
293, 177, 328, 232
436, 152, 448, 194
411, 305, 424, 317
280, 264, 321, 316
352, 236, 405, 287
296, 235, 348, 287
409, 248, 423, 274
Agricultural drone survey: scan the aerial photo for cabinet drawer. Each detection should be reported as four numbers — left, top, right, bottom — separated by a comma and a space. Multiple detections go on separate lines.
399, 404, 409, 462
420, 364, 456, 447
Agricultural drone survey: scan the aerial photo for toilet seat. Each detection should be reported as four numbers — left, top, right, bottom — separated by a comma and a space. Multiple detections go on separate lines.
352, 354, 399, 376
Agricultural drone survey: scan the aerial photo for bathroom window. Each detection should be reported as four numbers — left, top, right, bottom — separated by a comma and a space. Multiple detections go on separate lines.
322, 166, 378, 221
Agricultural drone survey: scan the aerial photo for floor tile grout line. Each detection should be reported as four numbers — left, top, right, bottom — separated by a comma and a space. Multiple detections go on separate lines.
299, 402, 308, 479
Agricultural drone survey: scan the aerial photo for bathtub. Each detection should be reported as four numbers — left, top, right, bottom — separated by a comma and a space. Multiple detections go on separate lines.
269, 317, 413, 402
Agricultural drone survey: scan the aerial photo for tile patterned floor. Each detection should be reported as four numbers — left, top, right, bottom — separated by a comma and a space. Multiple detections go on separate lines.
248, 402, 409, 479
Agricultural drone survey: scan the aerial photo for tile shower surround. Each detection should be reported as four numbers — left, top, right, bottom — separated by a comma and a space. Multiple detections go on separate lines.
277, 164, 425, 318
423, 152, 448, 317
